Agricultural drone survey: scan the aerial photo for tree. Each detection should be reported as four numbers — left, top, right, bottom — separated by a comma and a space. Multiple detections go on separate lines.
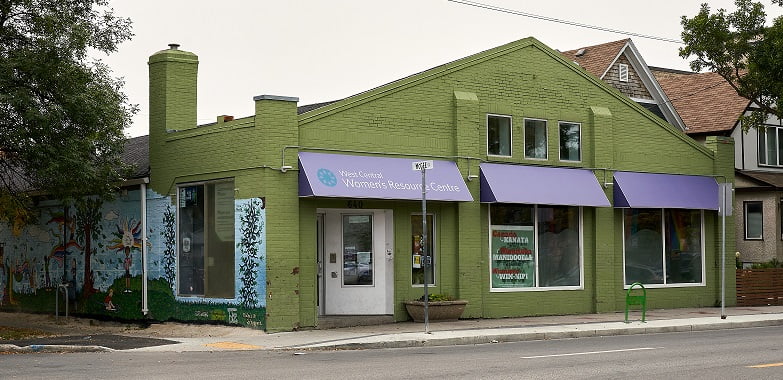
0, 0, 135, 225
680, 0, 783, 131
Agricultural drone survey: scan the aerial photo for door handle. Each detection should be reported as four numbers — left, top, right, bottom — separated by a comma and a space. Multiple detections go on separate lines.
331, 272, 338, 278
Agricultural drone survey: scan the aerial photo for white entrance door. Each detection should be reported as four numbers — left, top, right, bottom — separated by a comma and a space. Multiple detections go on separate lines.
320, 209, 393, 315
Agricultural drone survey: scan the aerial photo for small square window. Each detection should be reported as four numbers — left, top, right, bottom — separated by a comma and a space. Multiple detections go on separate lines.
488, 115, 512, 156
559, 121, 581, 162
524, 119, 547, 159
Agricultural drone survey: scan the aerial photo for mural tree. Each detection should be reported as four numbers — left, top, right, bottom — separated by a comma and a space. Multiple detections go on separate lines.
75, 198, 103, 297
238, 199, 264, 308
161, 205, 176, 289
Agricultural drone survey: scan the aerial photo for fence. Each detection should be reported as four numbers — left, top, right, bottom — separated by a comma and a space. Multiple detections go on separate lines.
736, 268, 783, 306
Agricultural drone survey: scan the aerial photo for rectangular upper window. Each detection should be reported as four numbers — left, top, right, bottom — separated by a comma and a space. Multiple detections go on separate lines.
559, 121, 581, 162
758, 125, 783, 166
524, 118, 547, 160
487, 114, 512, 156
177, 179, 235, 298
744, 201, 763, 240
623, 208, 704, 286
619, 63, 629, 82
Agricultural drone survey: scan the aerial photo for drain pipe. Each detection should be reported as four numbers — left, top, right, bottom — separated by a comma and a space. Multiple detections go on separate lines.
141, 181, 149, 316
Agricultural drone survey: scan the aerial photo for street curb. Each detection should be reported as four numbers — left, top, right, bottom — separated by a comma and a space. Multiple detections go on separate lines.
0, 344, 114, 353
289, 317, 783, 351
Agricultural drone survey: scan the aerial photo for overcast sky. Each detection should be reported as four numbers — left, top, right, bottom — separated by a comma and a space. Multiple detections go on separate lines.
101, 0, 783, 138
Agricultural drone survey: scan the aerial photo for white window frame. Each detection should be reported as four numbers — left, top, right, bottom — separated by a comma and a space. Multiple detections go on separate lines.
621, 209, 706, 289
744, 201, 764, 240
618, 63, 629, 82
758, 125, 783, 167
523, 118, 548, 160
558, 121, 582, 162
488, 205, 584, 292
487, 114, 513, 157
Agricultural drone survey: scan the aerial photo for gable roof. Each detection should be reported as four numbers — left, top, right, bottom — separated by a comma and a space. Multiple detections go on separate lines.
561, 39, 687, 131
561, 39, 630, 79
296, 36, 713, 160
653, 70, 750, 135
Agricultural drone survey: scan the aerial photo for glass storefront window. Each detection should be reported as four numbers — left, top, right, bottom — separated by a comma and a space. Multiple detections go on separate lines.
490, 204, 581, 290
178, 180, 235, 298
623, 209, 664, 285
411, 214, 435, 285
623, 208, 704, 286
665, 209, 702, 284
538, 206, 580, 287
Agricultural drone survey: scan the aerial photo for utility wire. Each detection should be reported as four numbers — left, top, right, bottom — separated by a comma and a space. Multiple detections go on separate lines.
447, 0, 684, 44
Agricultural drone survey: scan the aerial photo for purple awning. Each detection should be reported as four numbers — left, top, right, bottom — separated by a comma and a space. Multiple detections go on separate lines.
479, 163, 610, 207
613, 171, 718, 210
298, 152, 473, 201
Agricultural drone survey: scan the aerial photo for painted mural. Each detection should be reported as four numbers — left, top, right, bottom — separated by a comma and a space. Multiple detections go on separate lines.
0, 189, 267, 329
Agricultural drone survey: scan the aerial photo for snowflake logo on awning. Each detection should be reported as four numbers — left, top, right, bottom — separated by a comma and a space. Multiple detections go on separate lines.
317, 168, 337, 187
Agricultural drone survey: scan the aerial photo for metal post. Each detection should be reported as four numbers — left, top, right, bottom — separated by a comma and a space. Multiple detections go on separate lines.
421, 165, 430, 334
721, 183, 727, 319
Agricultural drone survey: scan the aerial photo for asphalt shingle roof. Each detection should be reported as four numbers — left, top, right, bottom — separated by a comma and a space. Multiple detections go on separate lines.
122, 135, 149, 179
737, 170, 783, 188
560, 39, 630, 78
654, 71, 750, 134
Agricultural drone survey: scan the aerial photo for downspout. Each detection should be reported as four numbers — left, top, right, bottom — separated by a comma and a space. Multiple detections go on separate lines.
141, 182, 149, 316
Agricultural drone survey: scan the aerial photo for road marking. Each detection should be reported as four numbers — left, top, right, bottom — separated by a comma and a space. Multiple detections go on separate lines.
521, 347, 661, 359
748, 362, 783, 368
205, 341, 263, 350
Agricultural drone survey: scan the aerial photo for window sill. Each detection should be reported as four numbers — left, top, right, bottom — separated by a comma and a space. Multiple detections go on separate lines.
489, 286, 583, 292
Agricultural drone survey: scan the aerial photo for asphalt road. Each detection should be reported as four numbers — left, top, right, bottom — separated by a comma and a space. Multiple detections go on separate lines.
2, 326, 782, 379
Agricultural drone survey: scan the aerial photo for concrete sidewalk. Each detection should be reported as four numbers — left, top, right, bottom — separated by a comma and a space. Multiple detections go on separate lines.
2, 306, 783, 353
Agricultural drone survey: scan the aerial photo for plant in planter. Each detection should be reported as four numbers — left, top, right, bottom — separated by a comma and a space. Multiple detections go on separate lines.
403, 294, 468, 322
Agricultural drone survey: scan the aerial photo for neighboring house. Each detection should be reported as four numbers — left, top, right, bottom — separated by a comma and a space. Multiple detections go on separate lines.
0, 37, 734, 331
561, 39, 687, 131
561, 38, 778, 266
653, 68, 783, 266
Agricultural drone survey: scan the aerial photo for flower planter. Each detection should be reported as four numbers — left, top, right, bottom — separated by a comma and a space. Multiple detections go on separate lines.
403, 300, 468, 322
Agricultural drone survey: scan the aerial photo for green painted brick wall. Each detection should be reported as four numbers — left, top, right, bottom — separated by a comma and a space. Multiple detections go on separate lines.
149, 37, 735, 330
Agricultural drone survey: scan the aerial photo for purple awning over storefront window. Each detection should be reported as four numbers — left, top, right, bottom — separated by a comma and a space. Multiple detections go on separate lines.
298, 152, 473, 201
479, 163, 610, 207
613, 171, 718, 210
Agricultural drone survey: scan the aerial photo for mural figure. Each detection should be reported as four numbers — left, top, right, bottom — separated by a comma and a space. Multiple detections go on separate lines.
104, 288, 116, 311
108, 218, 142, 293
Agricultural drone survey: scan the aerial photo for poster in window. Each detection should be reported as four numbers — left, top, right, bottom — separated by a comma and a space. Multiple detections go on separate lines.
491, 225, 535, 288
214, 182, 235, 241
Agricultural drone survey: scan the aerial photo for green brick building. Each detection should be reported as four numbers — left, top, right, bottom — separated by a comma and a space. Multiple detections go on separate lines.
0, 37, 735, 332
147, 37, 734, 332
